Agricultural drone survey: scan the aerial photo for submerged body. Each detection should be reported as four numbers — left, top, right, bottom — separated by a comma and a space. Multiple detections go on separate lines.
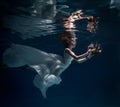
3, 43, 99, 98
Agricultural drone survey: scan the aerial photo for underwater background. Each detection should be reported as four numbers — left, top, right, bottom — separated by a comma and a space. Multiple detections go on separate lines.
0, 0, 120, 107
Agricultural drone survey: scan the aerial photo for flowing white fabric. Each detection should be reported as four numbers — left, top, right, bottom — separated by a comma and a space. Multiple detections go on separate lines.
3, 44, 73, 98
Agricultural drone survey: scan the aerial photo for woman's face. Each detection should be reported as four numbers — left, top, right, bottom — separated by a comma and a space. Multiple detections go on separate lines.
60, 31, 77, 49
69, 37, 77, 48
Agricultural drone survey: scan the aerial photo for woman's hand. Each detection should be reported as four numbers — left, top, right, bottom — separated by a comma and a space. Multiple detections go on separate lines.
87, 43, 102, 54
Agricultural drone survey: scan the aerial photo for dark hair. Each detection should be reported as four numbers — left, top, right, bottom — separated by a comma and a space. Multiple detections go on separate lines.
88, 16, 99, 23
59, 31, 76, 48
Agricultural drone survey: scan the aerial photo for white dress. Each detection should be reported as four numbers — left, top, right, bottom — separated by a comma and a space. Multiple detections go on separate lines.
3, 44, 73, 98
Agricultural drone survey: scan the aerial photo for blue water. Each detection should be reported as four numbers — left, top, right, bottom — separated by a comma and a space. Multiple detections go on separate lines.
0, 0, 120, 107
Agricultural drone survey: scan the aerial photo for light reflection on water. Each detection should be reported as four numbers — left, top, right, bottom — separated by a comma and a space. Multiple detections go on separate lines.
3, 15, 62, 40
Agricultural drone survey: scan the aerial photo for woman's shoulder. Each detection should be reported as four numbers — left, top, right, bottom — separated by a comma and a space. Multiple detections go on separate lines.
64, 48, 71, 54
65, 48, 70, 51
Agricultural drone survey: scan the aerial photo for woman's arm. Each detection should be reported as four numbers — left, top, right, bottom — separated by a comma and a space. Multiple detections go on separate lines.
65, 48, 90, 60
65, 43, 101, 61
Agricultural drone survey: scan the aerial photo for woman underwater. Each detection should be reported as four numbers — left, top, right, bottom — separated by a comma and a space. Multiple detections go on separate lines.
3, 10, 101, 98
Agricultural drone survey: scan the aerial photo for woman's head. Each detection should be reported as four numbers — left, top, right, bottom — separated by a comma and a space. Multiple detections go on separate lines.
59, 31, 77, 49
